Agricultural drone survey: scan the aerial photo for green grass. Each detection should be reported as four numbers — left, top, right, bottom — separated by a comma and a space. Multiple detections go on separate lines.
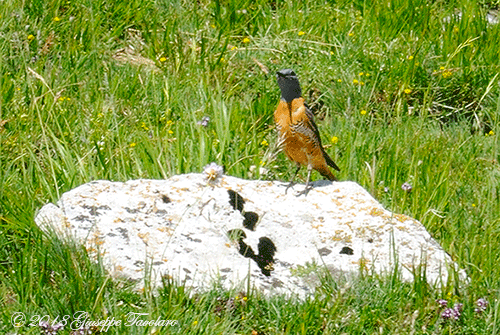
1, 0, 500, 333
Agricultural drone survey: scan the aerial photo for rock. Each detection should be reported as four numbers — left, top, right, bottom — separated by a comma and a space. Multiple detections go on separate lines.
35, 173, 464, 298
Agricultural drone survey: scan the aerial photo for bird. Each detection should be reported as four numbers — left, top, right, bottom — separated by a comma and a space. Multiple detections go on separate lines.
274, 69, 340, 195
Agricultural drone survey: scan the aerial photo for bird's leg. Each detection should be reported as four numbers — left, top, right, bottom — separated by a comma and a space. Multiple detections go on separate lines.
285, 163, 301, 194
296, 164, 313, 197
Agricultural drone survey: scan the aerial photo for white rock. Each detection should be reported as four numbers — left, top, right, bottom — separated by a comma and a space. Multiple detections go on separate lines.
35, 174, 464, 297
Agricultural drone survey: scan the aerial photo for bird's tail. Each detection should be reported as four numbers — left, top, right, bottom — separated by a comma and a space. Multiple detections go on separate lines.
317, 166, 338, 181
322, 149, 340, 172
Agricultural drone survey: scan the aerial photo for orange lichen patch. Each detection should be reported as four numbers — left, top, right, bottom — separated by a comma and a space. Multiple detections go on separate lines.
89, 231, 105, 246
396, 225, 410, 232
138, 232, 150, 243
311, 223, 324, 230
331, 231, 352, 243
115, 265, 124, 271
369, 207, 385, 217
113, 218, 124, 223
225, 243, 231, 248
157, 226, 173, 234
330, 198, 343, 207
393, 214, 410, 222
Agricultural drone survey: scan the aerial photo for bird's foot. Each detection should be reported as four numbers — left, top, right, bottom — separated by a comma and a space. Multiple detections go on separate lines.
283, 181, 295, 194
295, 185, 311, 197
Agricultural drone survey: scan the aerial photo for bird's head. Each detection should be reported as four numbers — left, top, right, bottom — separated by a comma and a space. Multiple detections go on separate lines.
276, 69, 302, 102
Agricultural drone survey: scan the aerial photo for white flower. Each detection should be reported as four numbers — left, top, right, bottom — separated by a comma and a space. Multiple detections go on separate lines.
203, 162, 224, 184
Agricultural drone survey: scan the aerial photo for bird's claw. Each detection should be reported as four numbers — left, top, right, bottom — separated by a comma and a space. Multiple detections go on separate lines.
284, 182, 295, 194
295, 186, 311, 197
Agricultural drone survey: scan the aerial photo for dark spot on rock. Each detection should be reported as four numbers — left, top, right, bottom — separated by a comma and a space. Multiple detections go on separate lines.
318, 247, 332, 256
161, 194, 171, 203
73, 215, 90, 222
107, 232, 116, 237
242, 211, 259, 230
368, 238, 374, 243
238, 240, 255, 258
227, 189, 245, 212
220, 268, 232, 273
254, 237, 277, 276
82, 204, 110, 216
155, 209, 168, 215
153, 261, 163, 266
185, 275, 192, 281
117, 227, 129, 240
124, 207, 140, 214
134, 260, 145, 267
229, 229, 276, 277
271, 278, 284, 288
257, 237, 277, 260
340, 246, 354, 255
183, 268, 191, 273
182, 234, 202, 243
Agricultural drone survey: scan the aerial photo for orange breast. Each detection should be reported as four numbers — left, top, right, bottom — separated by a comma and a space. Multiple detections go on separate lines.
274, 99, 312, 166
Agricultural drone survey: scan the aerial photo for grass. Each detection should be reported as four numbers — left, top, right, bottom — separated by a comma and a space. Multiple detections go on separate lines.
1, 0, 500, 333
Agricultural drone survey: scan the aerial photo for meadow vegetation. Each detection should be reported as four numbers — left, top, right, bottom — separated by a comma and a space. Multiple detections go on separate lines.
1, 0, 499, 333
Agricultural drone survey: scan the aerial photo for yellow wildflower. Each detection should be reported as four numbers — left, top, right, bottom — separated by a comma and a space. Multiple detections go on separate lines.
489, 130, 495, 136
159, 57, 167, 62
168, 130, 174, 134
408, 55, 414, 60
53, 16, 61, 22
337, 79, 342, 83
353, 79, 359, 84
442, 70, 452, 78
404, 88, 412, 94
231, 46, 238, 51
359, 72, 364, 76
360, 110, 367, 115
242, 37, 250, 43
298, 31, 305, 36
331, 136, 339, 144
261, 139, 269, 147
129, 142, 137, 148
27, 34, 35, 41
348, 32, 354, 37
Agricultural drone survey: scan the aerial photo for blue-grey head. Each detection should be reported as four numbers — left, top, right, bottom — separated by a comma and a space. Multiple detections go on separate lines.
276, 69, 302, 102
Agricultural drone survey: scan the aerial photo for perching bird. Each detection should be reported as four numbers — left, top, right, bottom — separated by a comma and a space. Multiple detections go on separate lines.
274, 69, 340, 195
